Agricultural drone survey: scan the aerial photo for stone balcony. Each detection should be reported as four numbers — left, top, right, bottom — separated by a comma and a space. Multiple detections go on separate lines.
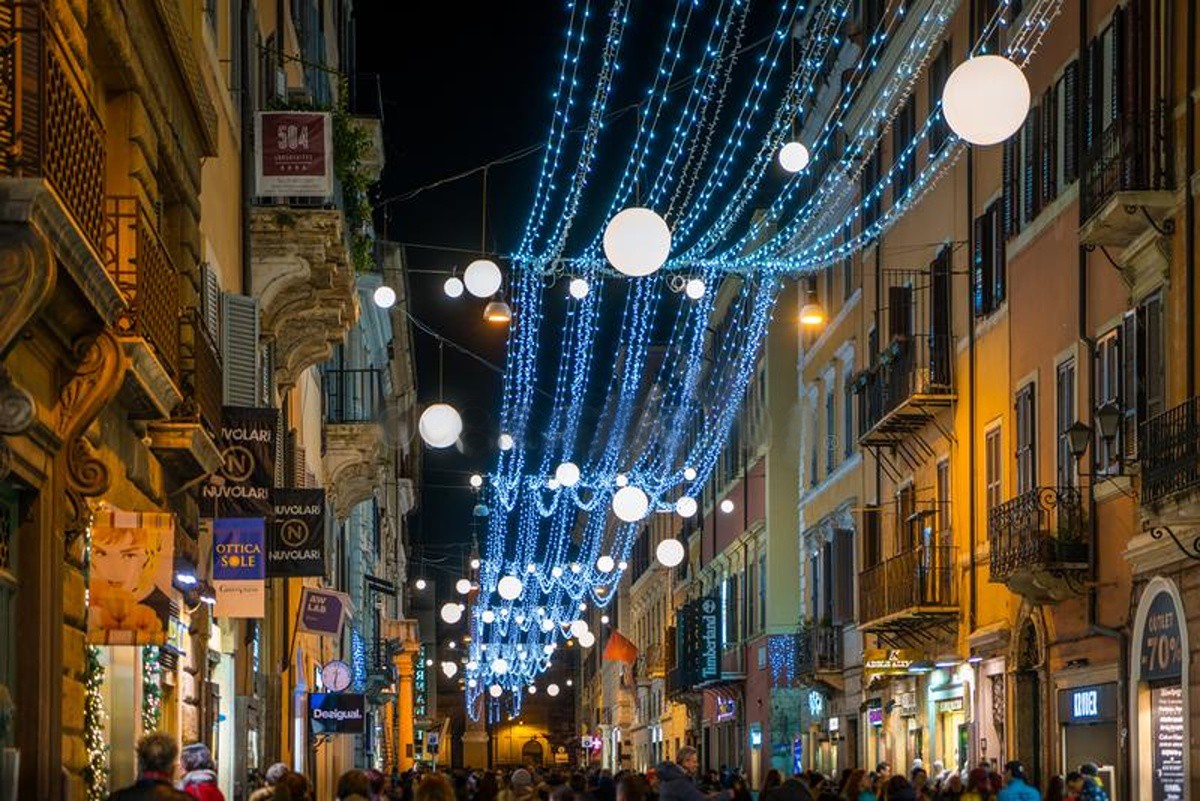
251, 204, 360, 392
321, 367, 386, 519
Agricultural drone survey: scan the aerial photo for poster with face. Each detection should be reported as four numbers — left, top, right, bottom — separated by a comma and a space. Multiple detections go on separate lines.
87, 509, 175, 645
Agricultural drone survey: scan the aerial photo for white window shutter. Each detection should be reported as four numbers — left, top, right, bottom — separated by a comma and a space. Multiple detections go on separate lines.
200, 263, 221, 342
221, 293, 260, 406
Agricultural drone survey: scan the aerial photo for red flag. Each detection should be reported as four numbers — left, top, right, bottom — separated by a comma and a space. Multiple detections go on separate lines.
603, 629, 638, 664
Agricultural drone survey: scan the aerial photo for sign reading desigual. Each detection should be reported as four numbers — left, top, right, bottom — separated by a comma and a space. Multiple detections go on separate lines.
309, 692, 365, 734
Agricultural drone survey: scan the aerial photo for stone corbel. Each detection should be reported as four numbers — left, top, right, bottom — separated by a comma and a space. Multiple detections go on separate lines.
55, 330, 128, 550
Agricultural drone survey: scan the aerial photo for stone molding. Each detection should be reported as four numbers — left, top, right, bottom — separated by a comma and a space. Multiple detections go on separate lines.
322, 420, 385, 520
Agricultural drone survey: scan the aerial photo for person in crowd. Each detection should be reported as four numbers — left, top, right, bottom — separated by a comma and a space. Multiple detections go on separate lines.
730, 775, 753, 801
936, 773, 963, 801
646, 768, 660, 801
1042, 776, 1066, 801
1075, 765, 1107, 801
250, 763, 291, 801
657, 747, 733, 801
910, 768, 932, 801
618, 774, 649, 801
838, 768, 871, 801
882, 776, 915, 801
107, 733, 193, 801
960, 769, 993, 801
365, 770, 388, 801
338, 770, 374, 801
478, 772, 500, 801
875, 765, 891, 785
512, 769, 537, 801
280, 771, 314, 801
178, 743, 225, 801
761, 769, 783, 799
1063, 772, 1084, 801
415, 774, 459, 801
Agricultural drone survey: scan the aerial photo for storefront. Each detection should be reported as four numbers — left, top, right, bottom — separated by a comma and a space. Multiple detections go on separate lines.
927, 666, 969, 773
1130, 579, 1189, 801
1057, 682, 1118, 792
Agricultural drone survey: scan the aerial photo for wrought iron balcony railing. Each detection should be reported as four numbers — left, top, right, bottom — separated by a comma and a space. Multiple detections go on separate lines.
104, 196, 180, 379
180, 309, 222, 436
1081, 103, 1173, 223
796, 622, 843, 677
858, 545, 956, 627
0, 2, 106, 253
856, 334, 954, 444
1141, 396, 1200, 507
323, 367, 383, 424
988, 486, 1087, 583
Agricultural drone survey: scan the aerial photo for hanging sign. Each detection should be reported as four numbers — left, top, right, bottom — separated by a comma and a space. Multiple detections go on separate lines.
1151, 684, 1185, 801
1056, 683, 1117, 724
87, 509, 176, 645
267, 488, 326, 577
255, 111, 334, 197
203, 407, 278, 518
212, 517, 265, 618
308, 692, 366, 734
696, 595, 721, 682
296, 586, 352, 638
1140, 590, 1183, 683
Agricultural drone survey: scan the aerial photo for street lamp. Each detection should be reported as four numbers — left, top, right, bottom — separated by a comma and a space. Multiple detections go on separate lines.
1066, 401, 1124, 464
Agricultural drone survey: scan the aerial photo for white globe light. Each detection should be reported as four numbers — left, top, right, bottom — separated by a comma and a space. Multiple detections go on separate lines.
415, 578, 427, 590
498, 432, 515, 451
497, 575, 524, 601
596, 555, 616, 573
547, 683, 561, 697
468, 678, 477, 688
526, 563, 537, 574
612, 485, 650, 522
463, 259, 503, 297
551, 566, 564, 578
578, 602, 587, 611
528, 685, 538, 694
570, 619, 589, 638
469, 474, 483, 489
471, 558, 482, 569
601, 615, 610, 625
541, 618, 555, 632
566, 679, 573, 687
467, 660, 478, 671
618, 561, 628, 571
442, 661, 458, 678
569, 277, 590, 299
547, 478, 561, 490
444, 276, 465, 298
555, 461, 581, 487
455, 578, 472, 595
491, 657, 509, 675
419, 403, 463, 449
942, 55, 1030, 146
489, 684, 503, 698
440, 602, 463, 624
675, 496, 698, 518
578, 630, 596, 648
683, 466, 697, 481
570, 563, 581, 574
778, 141, 810, 173
615, 473, 629, 487
684, 278, 706, 300
373, 285, 397, 309
543, 644, 556, 655
481, 610, 496, 624
656, 537, 686, 568
603, 207, 672, 277
720, 498, 735, 514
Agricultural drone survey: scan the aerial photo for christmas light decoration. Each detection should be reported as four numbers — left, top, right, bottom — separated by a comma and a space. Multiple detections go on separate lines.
674, 497, 698, 518
441, 603, 464, 624
603, 208, 672, 277
612, 485, 650, 522
141, 645, 162, 734
456, 579, 472, 595
83, 645, 109, 801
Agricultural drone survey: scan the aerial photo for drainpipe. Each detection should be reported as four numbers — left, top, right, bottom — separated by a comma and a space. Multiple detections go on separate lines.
1089, 624, 1129, 801
1187, 0, 1196, 397
966, 117, 977, 633
240, 0, 254, 296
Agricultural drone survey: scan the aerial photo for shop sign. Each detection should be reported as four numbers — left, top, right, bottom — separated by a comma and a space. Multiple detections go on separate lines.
749, 725, 762, 747
808, 690, 825, 718
867, 700, 884, 727
716, 697, 737, 722
1151, 684, 1185, 801
212, 517, 265, 618
267, 488, 327, 578
697, 595, 720, 681
296, 586, 351, 638
674, 594, 722, 687
828, 716, 840, 732
1140, 590, 1183, 683
255, 111, 333, 197
864, 649, 916, 678
899, 691, 918, 717
1057, 683, 1117, 724
935, 697, 964, 714
203, 407, 278, 517
308, 692, 365, 734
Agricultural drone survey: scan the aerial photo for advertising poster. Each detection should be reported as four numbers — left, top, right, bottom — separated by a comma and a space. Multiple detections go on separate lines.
295, 586, 351, 638
255, 111, 334, 197
203, 406, 278, 518
267, 488, 326, 578
87, 509, 175, 645
213, 517, 265, 618
309, 693, 366, 734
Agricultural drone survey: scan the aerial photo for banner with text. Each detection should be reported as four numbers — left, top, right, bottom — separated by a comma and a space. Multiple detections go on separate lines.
203, 406, 277, 518
268, 488, 327, 578
255, 111, 333, 197
87, 509, 176, 645
213, 517, 265, 618
309, 692, 366, 734
296, 586, 351, 638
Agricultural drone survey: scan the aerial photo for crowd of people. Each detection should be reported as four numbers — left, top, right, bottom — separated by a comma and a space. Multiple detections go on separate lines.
108, 735, 1113, 801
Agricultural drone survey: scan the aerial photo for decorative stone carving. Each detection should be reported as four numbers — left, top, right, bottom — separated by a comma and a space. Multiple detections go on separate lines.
251, 208, 360, 390
322, 421, 385, 520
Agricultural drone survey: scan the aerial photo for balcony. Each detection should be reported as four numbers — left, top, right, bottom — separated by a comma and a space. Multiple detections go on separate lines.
858, 545, 957, 648
1079, 106, 1176, 250
321, 367, 385, 519
988, 486, 1088, 602
1140, 397, 1200, 510
856, 334, 954, 447
796, 623, 843, 689
105, 196, 183, 418
0, 3, 121, 321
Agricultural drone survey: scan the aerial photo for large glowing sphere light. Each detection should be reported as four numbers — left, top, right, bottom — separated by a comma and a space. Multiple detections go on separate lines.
683, 466, 697, 481
570, 619, 589, 638
684, 278, 706, 300
547, 683, 561, 697
442, 661, 458, 678
463, 259, 503, 297
578, 630, 596, 648
675, 496, 698, 518
481, 610, 496, 624
555, 461, 581, 487
656, 537, 686, 568
440, 602, 463, 624
942, 55, 1030, 146
497, 575, 524, 601
569, 278, 590, 299
612, 485, 650, 522
778, 141, 810, 173
490, 657, 509, 675
720, 498, 735, 514
489, 684, 503, 698
455, 578, 472, 595
419, 403, 462, 448
596, 555, 615, 573
372, 285, 397, 309
603, 207, 671, 277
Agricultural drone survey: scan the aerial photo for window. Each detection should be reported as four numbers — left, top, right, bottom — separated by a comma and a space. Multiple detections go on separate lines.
843, 367, 856, 459
821, 544, 834, 621
825, 379, 837, 474
936, 459, 951, 540
809, 389, 820, 487
1015, 383, 1037, 494
862, 149, 883, 232
863, 506, 882, 567
896, 483, 916, 552
1124, 293, 1166, 461
892, 98, 916, 200
1095, 330, 1121, 473
758, 553, 766, 631
831, 529, 855, 624
973, 201, 1005, 317
1056, 359, 1076, 487
928, 43, 952, 156
985, 426, 1003, 512
808, 553, 819, 620
843, 224, 855, 301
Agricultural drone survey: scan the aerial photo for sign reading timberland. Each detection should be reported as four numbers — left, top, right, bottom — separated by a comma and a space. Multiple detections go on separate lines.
267, 488, 327, 578
673, 594, 722, 689
308, 692, 365, 734
256, 111, 333, 197
203, 407, 278, 518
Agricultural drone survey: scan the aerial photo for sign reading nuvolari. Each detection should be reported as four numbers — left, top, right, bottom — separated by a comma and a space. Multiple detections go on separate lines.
268, 488, 326, 578
203, 407, 278, 517
309, 693, 366, 734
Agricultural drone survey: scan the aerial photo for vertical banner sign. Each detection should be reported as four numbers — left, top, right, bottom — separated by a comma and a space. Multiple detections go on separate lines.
295, 586, 351, 638
1151, 684, 1185, 801
267, 488, 326, 577
696, 594, 721, 682
255, 111, 334, 197
88, 509, 176, 645
204, 406, 277, 518
213, 517, 266, 618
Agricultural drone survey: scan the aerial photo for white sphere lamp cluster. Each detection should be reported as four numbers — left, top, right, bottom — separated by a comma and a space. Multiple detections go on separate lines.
603, 207, 672, 277
656, 537, 686, 568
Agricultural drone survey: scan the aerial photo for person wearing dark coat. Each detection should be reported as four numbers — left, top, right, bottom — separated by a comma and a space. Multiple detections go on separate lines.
107, 733, 192, 801
656, 748, 732, 801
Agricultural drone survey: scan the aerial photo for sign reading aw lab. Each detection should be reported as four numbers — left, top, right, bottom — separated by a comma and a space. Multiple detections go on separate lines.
296, 586, 351, 638
212, 517, 265, 618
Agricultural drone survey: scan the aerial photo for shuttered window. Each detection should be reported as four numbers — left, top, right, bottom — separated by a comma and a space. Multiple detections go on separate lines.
862, 506, 882, 567
1094, 330, 1122, 473
1015, 383, 1037, 494
1002, 137, 1019, 238
1040, 86, 1058, 205
1021, 111, 1041, 224
221, 293, 260, 406
892, 98, 916, 200
928, 43, 952, 157
1122, 293, 1166, 463
861, 148, 883, 232
986, 427, 1003, 512
1060, 61, 1080, 185
973, 201, 1004, 317
831, 528, 855, 624
200, 263, 221, 343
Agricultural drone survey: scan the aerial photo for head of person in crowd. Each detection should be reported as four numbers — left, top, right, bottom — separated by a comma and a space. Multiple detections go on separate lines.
414, 773, 458, 801
617, 774, 647, 801
676, 746, 700, 776
134, 732, 178, 778
911, 767, 928, 790
966, 769, 991, 793
338, 770, 373, 801
265, 763, 290, 787
883, 776, 915, 801
762, 769, 782, 793
875, 762, 891, 782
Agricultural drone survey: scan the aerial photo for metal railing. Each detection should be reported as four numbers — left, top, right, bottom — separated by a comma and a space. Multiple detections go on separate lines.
1081, 102, 1173, 222
857, 333, 954, 435
1140, 396, 1200, 506
323, 367, 382, 424
859, 545, 956, 625
988, 486, 1086, 582
180, 309, 222, 435
0, 2, 106, 254
104, 196, 179, 379
796, 622, 843, 676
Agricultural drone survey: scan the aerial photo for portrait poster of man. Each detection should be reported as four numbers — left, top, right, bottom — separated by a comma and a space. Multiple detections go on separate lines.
87, 508, 175, 645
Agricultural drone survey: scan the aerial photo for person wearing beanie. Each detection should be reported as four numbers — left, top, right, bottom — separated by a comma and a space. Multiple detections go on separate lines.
178, 743, 225, 801
512, 769, 536, 801
1077, 764, 1109, 801
249, 763, 290, 801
